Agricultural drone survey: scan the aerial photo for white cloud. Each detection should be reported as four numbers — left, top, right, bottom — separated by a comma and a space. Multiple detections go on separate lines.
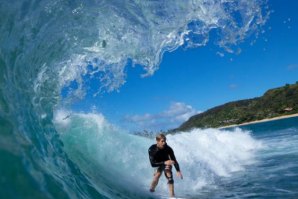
229, 84, 238, 89
216, 52, 225, 57
124, 102, 201, 132
287, 64, 298, 71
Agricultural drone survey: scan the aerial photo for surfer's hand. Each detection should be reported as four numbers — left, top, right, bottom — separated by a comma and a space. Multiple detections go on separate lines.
177, 171, 183, 179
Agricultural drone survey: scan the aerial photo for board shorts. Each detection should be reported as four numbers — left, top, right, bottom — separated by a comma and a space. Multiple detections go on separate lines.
155, 165, 174, 184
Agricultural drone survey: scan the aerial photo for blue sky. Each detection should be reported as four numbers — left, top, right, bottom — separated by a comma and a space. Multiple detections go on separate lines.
70, 0, 298, 132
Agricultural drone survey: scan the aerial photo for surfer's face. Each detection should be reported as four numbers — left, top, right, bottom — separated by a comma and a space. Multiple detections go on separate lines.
157, 138, 166, 149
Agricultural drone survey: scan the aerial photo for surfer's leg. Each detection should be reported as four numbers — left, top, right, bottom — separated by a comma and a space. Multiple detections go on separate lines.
150, 167, 162, 192
168, 183, 174, 197
164, 166, 174, 197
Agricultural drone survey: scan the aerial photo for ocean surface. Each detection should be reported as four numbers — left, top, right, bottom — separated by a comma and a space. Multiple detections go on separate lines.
3, 1, 297, 199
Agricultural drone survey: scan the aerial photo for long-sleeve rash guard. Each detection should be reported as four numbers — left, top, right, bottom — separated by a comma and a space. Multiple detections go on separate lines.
148, 144, 180, 172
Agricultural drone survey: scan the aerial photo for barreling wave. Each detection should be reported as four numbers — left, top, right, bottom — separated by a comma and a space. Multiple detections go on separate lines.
0, 0, 268, 198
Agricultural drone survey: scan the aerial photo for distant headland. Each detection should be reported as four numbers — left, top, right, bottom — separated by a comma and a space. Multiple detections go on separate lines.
172, 81, 298, 131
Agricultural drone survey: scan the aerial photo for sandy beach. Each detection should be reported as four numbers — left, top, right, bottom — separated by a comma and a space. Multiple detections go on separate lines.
219, 113, 298, 129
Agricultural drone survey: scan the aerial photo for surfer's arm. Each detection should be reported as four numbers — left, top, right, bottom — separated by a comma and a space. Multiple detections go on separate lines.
168, 148, 181, 172
168, 148, 183, 179
173, 161, 180, 172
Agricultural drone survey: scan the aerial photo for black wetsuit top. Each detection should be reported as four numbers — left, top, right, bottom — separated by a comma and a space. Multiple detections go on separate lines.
148, 144, 180, 172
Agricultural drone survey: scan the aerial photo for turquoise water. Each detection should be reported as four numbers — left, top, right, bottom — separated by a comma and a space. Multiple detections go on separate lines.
3, 1, 296, 199
208, 116, 298, 199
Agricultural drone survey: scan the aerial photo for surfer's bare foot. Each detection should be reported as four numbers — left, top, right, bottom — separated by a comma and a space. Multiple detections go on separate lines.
149, 188, 155, 192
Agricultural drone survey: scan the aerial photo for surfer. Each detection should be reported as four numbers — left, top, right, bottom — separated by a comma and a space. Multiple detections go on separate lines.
148, 133, 183, 197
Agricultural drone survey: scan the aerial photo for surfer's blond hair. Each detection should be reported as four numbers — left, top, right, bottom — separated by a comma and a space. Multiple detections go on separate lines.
156, 133, 166, 141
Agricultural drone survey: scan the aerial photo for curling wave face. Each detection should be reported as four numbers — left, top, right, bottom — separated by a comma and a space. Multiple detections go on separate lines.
1, 0, 268, 94
0, 0, 268, 198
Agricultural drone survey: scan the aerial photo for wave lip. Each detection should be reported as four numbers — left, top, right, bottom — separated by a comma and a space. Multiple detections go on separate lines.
1, 0, 269, 95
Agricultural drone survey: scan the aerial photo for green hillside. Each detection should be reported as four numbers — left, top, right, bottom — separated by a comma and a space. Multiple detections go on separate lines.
174, 82, 298, 131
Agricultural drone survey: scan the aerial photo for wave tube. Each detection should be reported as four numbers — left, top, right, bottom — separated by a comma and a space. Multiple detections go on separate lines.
0, 0, 268, 198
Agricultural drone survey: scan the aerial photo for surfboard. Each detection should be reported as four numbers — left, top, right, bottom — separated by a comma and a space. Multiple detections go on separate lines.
157, 194, 186, 199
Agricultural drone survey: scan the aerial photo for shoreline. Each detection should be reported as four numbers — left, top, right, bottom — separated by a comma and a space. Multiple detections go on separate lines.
219, 113, 298, 129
